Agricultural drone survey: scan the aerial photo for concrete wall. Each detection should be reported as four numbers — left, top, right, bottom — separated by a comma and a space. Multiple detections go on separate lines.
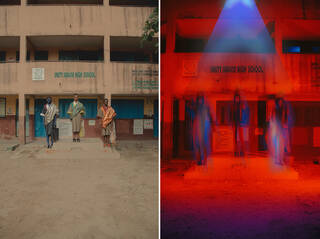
0, 3, 158, 95
0, 2, 159, 143
0, 5, 153, 36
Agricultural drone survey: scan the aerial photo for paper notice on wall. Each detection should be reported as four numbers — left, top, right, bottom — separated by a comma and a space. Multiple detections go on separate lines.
313, 127, 320, 147
133, 119, 143, 135
32, 68, 44, 81
88, 120, 96, 126
144, 119, 153, 129
56, 119, 72, 137
182, 59, 198, 77
214, 126, 233, 152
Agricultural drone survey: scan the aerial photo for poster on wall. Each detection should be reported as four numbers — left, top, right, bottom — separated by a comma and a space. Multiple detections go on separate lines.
56, 119, 72, 137
313, 127, 320, 147
32, 68, 45, 81
133, 119, 143, 135
182, 59, 198, 77
0, 98, 5, 117
214, 126, 233, 152
144, 119, 153, 129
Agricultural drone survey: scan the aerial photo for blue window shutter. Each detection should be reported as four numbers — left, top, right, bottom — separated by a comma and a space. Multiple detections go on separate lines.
111, 99, 144, 119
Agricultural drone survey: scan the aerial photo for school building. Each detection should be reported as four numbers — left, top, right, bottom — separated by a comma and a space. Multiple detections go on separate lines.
0, 0, 159, 143
161, 0, 320, 159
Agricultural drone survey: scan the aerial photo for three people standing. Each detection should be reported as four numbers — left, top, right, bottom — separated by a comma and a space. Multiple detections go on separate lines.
40, 95, 118, 147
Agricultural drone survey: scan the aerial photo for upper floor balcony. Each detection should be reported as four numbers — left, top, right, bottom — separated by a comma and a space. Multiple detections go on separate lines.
0, 1, 157, 36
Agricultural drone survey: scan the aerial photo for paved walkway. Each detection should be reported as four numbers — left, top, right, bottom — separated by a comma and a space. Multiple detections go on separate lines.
0, 138, 20, 151
0, 138, 158, 239
10, 138, 121, 160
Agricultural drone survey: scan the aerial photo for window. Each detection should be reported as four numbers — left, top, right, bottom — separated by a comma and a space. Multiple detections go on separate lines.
0, 98, 5, 117
27, 0, 103, 5
59, 50, 104, 61
286, 46, 301, 53
291, 103, 320, 126
111, 99, 144, 119
0, 0, 20, 5
110, 36, 158, 63
27, 51, 30, 61
175, 34, 275, 53
16, 51, 19, 62
283, 40, 320, 54
110, 51, 151, 62
109, 0, 157, 7
175, 35, 206, 53
0, 51, 6, 62
34, 51, 48, 61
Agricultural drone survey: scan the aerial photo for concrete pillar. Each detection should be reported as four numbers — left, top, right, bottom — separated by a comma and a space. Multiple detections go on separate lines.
104, 35, 111, 105
161, 9, 177, 160
211, 99, 217, 152
273, 18, 283, 91
274, 19, 282, 56
18, 35, 26, 144
166, 10, 176, 54
178, 98, 185, 155
18, 93, 26, 144
162, 96, 173, 160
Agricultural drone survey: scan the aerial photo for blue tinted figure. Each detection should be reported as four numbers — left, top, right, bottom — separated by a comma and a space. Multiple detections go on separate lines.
233, 93, 249, 157
193, 95, 213, 166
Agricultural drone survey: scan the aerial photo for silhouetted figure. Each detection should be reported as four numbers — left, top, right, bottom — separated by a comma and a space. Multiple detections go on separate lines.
193, 95, 213, 166
267, 96, 291, 166
232, 93, 249, 157
270, 97, 291, 165
275, 97, 291, 155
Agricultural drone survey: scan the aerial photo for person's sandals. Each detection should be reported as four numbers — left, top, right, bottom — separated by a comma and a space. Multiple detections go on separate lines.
77, 139, 80, 142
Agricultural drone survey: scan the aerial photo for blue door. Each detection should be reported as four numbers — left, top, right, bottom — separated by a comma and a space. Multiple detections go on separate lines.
34, 99, 46, 137
154, 99, 158, 138
59, 99, 97, 119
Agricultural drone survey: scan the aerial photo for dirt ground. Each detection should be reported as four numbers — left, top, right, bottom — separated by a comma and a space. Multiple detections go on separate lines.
0, 138, 158, 239
161, 155, 320, 239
